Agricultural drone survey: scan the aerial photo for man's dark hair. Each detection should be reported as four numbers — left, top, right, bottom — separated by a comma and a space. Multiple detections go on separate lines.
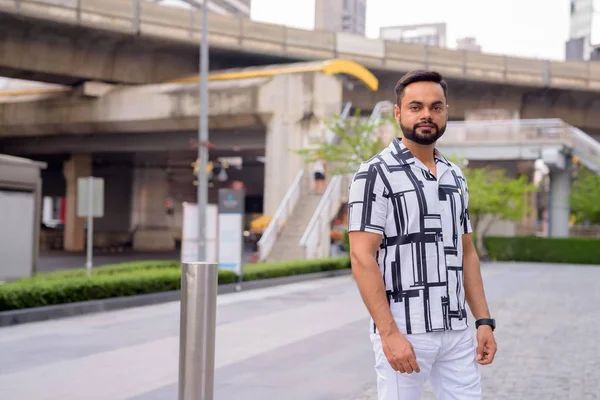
394, 70, 448, 105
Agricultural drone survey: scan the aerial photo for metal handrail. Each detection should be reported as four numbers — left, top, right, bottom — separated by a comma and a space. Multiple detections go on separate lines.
326, 101, 352, 145
368, 100, 393, 124
299, 103, 395, 259
570, 126, 600, 173
442, 119, 573, 145
298, 174, 344, 259
442, 118, 600, 173
256, 170, 304, 261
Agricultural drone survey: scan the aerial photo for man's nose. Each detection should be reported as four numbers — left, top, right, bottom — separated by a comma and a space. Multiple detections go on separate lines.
420, 108, 432, 119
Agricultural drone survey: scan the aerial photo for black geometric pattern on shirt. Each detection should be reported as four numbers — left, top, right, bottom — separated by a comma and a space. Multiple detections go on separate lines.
349, 139, 469, 334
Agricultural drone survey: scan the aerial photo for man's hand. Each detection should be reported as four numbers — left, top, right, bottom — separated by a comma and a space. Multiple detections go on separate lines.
381, 331, 421, 374
476, 326, 497, 365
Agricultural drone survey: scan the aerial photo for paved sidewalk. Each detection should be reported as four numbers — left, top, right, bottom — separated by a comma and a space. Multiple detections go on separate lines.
353, 262, 600, 400
1, 262, 599, 399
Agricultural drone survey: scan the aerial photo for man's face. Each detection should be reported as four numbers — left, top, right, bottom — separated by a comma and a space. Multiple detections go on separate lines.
393, 81, 448, 145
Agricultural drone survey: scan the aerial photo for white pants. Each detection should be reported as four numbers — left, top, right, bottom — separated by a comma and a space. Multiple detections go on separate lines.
370, 328, 481, 400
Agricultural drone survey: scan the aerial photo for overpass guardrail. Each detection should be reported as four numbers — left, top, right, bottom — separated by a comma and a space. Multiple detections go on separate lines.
2, 0, 600, 92
442, 119, 600, 172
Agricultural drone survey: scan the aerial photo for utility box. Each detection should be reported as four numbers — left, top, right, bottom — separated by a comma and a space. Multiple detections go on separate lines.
0, 154, 47, 282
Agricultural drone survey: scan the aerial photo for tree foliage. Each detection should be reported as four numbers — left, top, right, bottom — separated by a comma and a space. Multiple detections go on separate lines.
298, 108, 537, 254
570, 166, 600, 224
296, 109, 398, 175
462, 166, 536, 243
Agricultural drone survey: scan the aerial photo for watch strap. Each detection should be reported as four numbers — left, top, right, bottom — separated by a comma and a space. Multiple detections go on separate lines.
475, 318, 495, 331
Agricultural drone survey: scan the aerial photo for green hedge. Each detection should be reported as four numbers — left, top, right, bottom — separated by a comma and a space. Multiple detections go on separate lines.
485, 236, 600, 265
11, 260, 182, 284
243, 257, 350, 281
0, 257, 351, 311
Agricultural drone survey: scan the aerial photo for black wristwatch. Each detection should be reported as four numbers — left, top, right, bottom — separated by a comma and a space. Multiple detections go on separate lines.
475, 318, 496, 331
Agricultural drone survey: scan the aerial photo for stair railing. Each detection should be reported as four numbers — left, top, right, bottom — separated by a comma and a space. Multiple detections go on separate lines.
256, 170, 304, 262
299, 174, 345, 259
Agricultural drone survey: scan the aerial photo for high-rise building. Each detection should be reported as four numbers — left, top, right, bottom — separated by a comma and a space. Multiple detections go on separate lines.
456, 37, 482, 52
152, 0, 251, 17
379, 23, 447, 47
565, 0, 599, 61
314, 0, 367, 36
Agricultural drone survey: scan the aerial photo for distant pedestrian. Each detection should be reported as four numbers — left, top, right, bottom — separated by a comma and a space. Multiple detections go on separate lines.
313, 157, 327, 194
347, 70, 497, 399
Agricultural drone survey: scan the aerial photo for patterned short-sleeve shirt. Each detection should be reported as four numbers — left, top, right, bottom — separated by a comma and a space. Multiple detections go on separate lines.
348, 137, 472, 335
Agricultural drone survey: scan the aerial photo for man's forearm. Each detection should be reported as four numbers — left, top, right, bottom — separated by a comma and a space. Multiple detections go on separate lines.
351, 252, 399, 336
463, 250, 491, 320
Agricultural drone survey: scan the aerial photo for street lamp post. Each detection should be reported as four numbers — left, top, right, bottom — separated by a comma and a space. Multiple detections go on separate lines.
195, 0, 209, 261
176, 0, 211, 261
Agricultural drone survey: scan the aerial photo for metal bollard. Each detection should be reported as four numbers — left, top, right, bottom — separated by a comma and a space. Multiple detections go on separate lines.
178, 262, 218, 400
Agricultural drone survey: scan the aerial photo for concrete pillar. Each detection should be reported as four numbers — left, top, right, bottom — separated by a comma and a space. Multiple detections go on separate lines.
63, 154, 91, 252
130, 167, 175, 251
258, 72, 342, 216
262, 114, 316, 216
548, 156, 572, 238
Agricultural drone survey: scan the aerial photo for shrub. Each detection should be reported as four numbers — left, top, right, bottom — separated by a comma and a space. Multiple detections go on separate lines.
484, 236, 600, 265
242, 257, 350, 281
13, 260, 180, 284
0, 257, 350, 311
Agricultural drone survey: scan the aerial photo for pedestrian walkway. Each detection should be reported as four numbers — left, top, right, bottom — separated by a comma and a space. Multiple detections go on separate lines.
353, 262, 600, 400
0, 262, 599, 399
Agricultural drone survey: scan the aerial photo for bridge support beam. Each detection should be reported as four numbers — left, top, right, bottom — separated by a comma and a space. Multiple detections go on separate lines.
130, 167, 175, 251
259, 72, 343, 216
63, 154, 92, 252
544, 149, 573, 238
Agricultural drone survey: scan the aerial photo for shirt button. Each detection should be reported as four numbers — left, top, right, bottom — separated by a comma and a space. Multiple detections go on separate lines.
441, 208, 445, 212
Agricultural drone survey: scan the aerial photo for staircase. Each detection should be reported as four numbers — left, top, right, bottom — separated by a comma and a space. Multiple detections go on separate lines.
265, 189, 322, 263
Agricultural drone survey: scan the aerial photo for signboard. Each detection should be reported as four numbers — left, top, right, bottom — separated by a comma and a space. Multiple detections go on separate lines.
218, 189, 245, 276
181, 202, 218, 263
77, 177, 104, 218
76, 176, 104, 276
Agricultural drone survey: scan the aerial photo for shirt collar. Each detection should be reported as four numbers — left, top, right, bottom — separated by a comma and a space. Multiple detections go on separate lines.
389, 137, 452, 172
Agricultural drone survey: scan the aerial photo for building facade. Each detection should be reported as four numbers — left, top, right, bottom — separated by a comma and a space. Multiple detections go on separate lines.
379, 23, 447, 47
566, 0, 599, 60
314, 0, 366, 35
154, 0, 251, 17
456, 37, 482, 52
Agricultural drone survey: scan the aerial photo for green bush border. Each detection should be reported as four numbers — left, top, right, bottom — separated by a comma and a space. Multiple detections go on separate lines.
485, 236, 600, 265
0, 257, 351, 311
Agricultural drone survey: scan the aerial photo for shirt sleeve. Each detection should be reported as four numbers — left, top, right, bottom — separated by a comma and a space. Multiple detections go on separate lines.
462, 176, 473, 235
347, 163, 388, 235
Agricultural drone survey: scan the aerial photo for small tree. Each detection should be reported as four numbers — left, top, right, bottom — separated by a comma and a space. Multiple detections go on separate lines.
296, 109, 398, 175
463, 165, 536, 254
570, 165, 600, 224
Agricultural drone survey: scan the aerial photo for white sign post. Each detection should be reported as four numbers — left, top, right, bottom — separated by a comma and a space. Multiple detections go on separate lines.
217, 189, 245, 288
77, 177, 104, 277
181, 202, 218, 264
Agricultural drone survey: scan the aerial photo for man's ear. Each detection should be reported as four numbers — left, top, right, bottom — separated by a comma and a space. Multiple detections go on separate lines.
394, 104, 401, 124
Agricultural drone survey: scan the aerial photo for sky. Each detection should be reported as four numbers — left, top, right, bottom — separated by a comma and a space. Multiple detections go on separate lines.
251, 0, 573, 61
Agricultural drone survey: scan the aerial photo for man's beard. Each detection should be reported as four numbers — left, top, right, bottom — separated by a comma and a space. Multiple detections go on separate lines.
400, 120, 446, 145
